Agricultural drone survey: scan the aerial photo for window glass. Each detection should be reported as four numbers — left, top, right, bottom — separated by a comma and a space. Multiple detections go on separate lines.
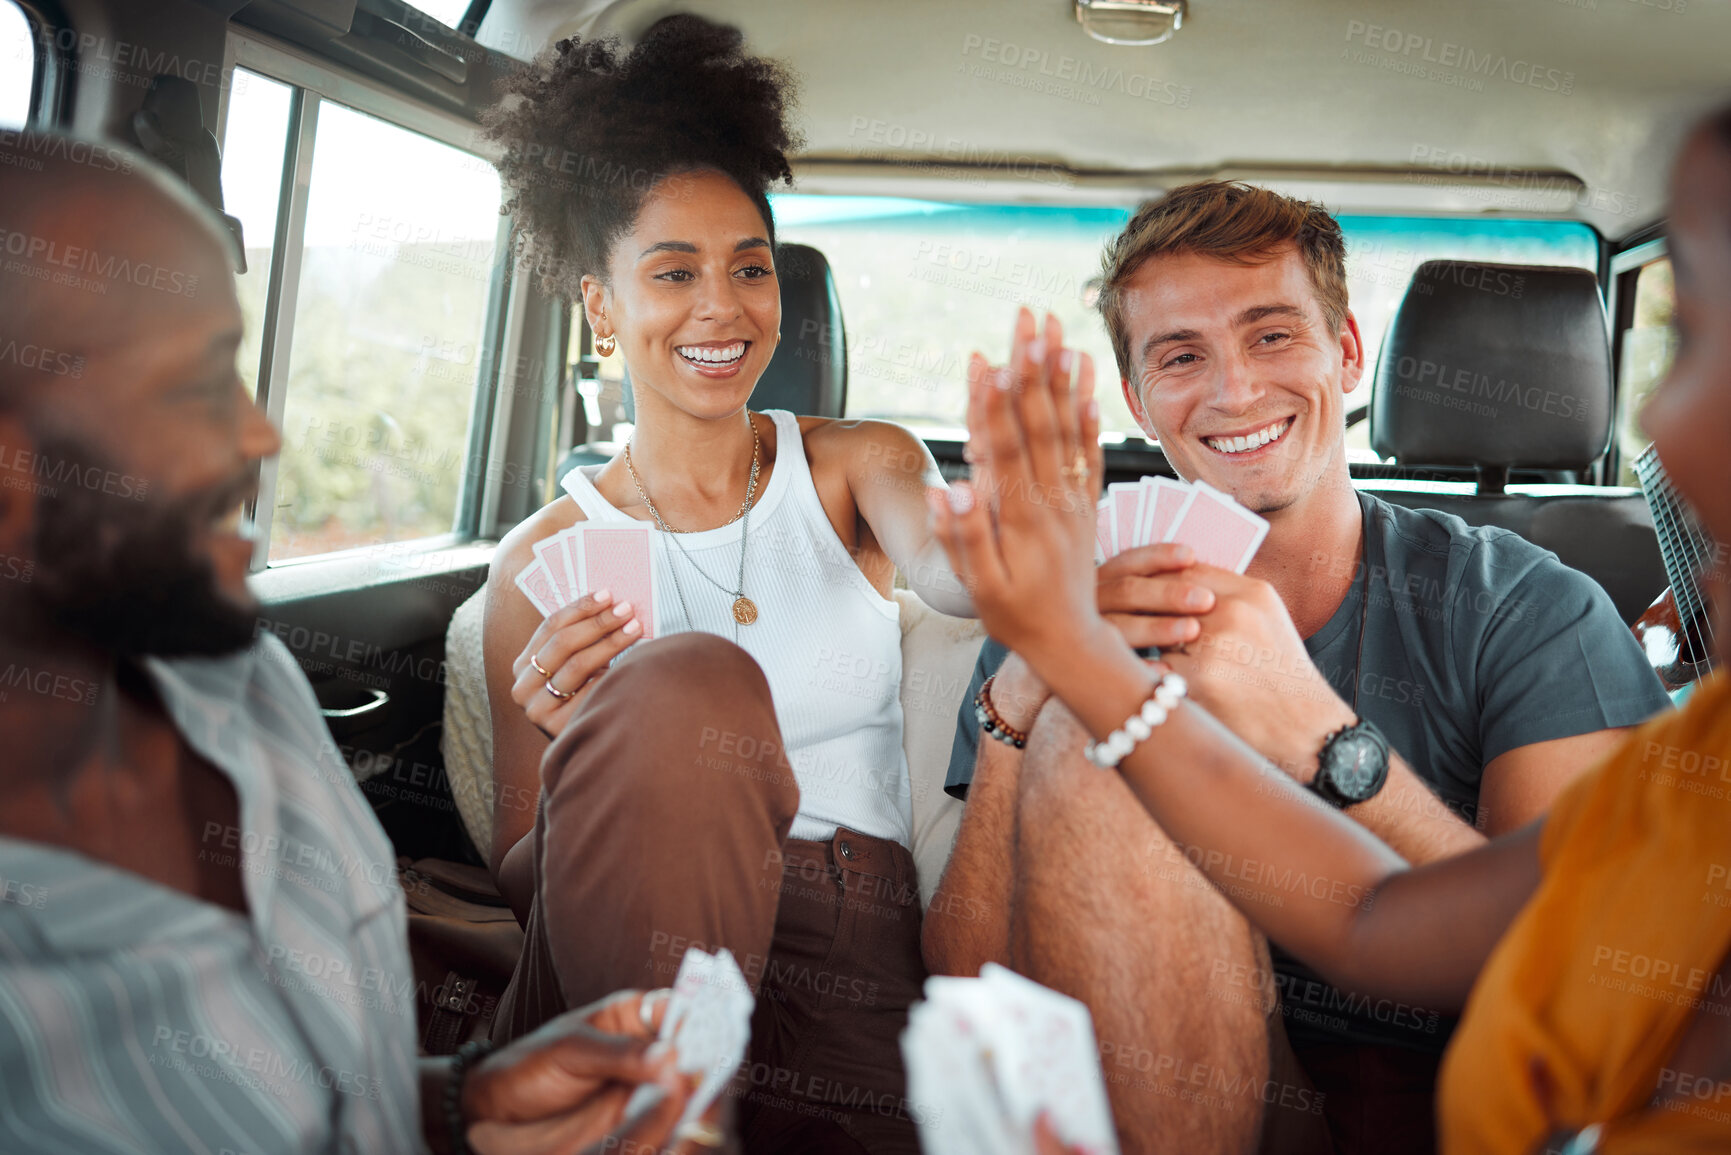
1615, 257, 1676, 485
772, 195, 1597, 452
408, 0, 470, 27
218, 68, 293, 399
270, 101, 502, 562
0, 1, 34, 128
772, 197, 1133, 437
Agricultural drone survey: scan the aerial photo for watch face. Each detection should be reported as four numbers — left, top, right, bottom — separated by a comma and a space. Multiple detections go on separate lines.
1324, 731, 1387, 802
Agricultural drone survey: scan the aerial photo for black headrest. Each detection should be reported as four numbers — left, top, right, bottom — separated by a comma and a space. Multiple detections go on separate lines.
1370, 261, 1612, 472
132, 75, 247, 272
752, 242, 847, 417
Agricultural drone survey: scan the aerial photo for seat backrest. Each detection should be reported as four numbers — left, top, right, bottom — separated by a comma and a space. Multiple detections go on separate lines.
1362, 260, 1665, 623
1370, 260, 1613, 486
752, 242, 847, 417
133, 75, 247, 271
440, 587, 981, 907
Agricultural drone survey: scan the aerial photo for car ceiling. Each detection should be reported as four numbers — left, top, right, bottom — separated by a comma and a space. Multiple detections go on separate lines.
477, 0, 1731, 242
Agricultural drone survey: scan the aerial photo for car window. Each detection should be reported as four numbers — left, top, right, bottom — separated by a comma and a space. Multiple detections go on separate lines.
270, 103, 501, 562
772, 194, 1597, 452
220, 65, 505, 565
219, 68, 293, 401
1614, 256, 1677, 485
771, 197, 1134, 437
408, 0, 470, 27
0, 1, 35, 128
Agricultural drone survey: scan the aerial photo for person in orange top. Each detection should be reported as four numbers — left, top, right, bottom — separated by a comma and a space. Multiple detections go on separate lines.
925, 103, 1731, 1155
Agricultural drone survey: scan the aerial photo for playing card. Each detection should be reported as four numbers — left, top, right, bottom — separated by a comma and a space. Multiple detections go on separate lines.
1136, 476, 1193, 548
1164, 481, 1269, 573
1095, 499, 1114, 563
579, 523, 657, 639
903, 988, 1020, 1154
901, 965, 1120, 1155
1107, 483, 1144, 557
532, 531, 577, 606
625, 947, 753, 1129
554, 526, 585, 606
512, 558, 562, 616
979, 965, 1117, 1152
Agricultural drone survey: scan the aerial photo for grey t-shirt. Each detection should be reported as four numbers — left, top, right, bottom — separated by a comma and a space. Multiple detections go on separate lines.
944, 490, 1671, 1051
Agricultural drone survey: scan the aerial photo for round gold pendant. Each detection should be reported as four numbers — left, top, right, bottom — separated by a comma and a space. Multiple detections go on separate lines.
732, 596, 759, 625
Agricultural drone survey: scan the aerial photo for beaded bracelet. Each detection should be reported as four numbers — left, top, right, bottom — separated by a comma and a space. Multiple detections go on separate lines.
445, 1037, 494, 1155
973, 674, 1029, 749
1084, 672, 1187, 769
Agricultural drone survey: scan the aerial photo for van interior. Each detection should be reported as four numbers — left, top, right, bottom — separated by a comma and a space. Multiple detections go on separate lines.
4, 0, 1724, 1057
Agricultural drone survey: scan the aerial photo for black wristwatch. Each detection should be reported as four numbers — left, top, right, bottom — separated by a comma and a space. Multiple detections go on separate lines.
1309, 718, 1390, 809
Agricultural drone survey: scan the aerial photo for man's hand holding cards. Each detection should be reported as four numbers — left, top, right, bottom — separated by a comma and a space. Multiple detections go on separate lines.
623, 947, 753, 1146
508, 522, 658, 739
1094, 475, 1268, 654
1096, 476, 1358, 776
901, 964, 1119, 1155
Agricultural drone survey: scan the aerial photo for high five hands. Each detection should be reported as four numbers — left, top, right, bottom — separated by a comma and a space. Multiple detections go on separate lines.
927, 308, 1111, 673
933, 307, 1353, 780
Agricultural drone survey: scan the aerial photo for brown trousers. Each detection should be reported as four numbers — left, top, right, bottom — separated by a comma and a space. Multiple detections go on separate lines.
493, 633, 926, 1155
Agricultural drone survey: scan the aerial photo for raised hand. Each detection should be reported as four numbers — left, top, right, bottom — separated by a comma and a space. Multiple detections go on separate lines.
928, 308, 1105, 671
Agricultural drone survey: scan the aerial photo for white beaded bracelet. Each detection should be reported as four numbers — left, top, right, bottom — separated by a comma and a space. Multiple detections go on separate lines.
1084, 672, 1187, 769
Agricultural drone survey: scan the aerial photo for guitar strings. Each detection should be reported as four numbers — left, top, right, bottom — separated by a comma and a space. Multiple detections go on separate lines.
1636, 447, 1718, 659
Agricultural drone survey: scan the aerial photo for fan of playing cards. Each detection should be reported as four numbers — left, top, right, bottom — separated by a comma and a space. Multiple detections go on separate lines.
901, 964, 1120, 1155
514, 521, 659, 635
1096, 475, 1269, 573
624, 946, 755, 1132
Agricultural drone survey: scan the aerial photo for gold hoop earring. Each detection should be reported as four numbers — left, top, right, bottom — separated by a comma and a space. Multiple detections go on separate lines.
594, 333, 617, 357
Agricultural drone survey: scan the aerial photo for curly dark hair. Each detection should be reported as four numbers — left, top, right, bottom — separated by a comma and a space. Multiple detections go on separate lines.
485, 14, 800, 294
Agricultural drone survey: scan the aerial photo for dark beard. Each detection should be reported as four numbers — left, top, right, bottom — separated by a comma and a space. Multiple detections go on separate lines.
23, 431, 258, 658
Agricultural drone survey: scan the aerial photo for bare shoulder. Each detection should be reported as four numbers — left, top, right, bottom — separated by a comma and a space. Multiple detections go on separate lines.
796, 415, 931, 475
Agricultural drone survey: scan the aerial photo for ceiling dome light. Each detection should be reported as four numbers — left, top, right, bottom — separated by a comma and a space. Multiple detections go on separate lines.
1075, 0, 1187, 46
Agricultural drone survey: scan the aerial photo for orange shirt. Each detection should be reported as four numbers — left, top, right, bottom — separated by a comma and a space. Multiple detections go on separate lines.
1439, 673, 1731, 1153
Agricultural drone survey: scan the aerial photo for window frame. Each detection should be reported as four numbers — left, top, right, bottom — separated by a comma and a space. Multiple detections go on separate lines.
6, 0, 69, 127
1605, 234, 1669, 485
218, 27, 515, 571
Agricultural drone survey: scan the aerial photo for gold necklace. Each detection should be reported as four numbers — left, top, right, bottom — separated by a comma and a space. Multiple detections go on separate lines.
624, 412, 761, 628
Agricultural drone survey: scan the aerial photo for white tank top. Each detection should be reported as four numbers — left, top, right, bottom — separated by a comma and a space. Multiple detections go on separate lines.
562, 409, 912, 846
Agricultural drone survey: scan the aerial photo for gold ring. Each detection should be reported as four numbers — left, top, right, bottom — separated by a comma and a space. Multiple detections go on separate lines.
529, 653, 553, 679
1061, 451, 1089, 488
544, 679, 574, 701
674, 1120, 727, 1148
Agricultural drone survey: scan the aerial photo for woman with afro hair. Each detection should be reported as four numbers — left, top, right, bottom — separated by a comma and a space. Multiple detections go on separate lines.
476, 15, 997, 1154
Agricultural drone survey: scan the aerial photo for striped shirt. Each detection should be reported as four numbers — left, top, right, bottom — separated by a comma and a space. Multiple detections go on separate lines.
0, 633, 424, 1154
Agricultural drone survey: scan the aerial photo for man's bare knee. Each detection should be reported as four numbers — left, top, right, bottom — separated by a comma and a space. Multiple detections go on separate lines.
1021, 696, 1093, 792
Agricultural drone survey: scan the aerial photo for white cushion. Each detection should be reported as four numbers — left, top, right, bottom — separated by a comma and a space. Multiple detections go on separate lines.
439, 587, 986, 908
441, 589, 495, 853
891, 589, 984, 906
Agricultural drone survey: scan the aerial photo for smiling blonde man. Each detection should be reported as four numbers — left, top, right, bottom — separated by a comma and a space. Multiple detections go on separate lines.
924, 183, 1670, 1155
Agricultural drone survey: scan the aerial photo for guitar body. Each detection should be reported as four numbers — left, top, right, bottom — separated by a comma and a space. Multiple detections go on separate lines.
1633, 586, 1716, 694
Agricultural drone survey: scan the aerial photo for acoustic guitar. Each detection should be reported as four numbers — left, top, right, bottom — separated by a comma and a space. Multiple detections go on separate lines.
1631, 444, 1721, 693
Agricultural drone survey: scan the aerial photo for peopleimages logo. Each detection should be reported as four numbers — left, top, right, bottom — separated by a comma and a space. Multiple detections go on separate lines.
0, 227, 200, 298
1342, 20, 1575, 95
